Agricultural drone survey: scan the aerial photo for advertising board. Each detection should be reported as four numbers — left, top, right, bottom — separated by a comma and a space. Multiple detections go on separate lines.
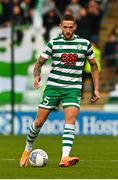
0, 111, 118, 136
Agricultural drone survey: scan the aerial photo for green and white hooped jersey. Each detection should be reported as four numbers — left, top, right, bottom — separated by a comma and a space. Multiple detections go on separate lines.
41, 34, 95, 90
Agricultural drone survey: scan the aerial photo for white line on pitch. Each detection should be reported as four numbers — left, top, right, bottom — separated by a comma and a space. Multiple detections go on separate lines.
0, 159, 118, 162
81, 160, 118, 162
0, 158, 17, 161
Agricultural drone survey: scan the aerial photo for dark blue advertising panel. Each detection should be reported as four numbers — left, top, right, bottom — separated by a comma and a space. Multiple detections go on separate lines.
0, 111, 118, 136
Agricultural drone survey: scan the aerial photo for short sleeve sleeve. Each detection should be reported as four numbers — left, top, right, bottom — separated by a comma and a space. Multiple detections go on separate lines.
41, 40, 53, 59
86, 41, 95, 60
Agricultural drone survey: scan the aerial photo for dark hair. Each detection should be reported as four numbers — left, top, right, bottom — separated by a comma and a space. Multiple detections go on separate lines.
61, 15, 76, 24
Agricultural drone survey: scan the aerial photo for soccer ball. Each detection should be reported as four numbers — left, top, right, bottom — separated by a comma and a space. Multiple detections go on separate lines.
29, 149, 48, 167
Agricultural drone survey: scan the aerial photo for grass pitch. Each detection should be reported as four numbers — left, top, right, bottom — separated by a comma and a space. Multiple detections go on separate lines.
0, 135, 118, 179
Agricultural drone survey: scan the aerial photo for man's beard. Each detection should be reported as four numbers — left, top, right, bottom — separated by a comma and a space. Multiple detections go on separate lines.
63, 32, 73, 39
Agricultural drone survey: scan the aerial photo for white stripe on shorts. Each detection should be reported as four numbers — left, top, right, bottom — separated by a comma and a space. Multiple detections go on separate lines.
62, 102, 80, 108
38, 104, 56, 109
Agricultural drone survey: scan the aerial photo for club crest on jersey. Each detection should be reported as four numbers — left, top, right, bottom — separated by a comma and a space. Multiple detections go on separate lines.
77, 44, 83, 50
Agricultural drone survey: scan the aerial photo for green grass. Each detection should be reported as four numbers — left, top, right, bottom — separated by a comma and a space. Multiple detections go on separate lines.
0, 135, 118, 179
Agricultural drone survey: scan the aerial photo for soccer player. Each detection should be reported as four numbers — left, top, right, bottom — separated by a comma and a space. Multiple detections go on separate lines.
20, 15, 100, 167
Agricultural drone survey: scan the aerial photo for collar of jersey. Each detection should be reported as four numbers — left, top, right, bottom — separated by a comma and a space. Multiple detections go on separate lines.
61, 34, 78, 40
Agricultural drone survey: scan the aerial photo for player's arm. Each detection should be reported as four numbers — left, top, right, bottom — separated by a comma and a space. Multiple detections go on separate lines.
88, 57, 100, 102
33, 56, 47, 89
33, 40, 53, 89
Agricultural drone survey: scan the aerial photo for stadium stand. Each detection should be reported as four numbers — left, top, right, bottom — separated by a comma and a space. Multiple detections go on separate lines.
99, 1, 118, 111
1, 0, 118, 112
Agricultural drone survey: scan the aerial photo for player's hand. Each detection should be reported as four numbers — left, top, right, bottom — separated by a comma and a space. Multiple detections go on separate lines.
34, 76, 41, 89
91, 90, 100, 102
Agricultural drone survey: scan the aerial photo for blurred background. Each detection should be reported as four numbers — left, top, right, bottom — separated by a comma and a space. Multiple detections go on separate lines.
0, 0, 118, 135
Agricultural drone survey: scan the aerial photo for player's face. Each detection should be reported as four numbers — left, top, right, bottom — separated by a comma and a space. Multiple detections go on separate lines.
60, 20, 77, 40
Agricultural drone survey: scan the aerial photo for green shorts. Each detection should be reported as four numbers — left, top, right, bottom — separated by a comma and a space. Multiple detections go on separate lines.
38, 85, 81, 110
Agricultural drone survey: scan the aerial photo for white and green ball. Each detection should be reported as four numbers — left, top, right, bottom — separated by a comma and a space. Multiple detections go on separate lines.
29, 149, 48, 167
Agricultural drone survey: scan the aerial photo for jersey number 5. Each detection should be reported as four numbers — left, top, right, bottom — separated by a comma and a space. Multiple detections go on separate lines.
43, 96, 50, 105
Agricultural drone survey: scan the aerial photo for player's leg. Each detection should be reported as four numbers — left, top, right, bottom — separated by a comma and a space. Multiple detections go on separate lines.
25, 108, 51, 152
59, 89, 81, 167
20, 108, 51, 167
59, 106, 80, 167
20, 85, 61, 167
